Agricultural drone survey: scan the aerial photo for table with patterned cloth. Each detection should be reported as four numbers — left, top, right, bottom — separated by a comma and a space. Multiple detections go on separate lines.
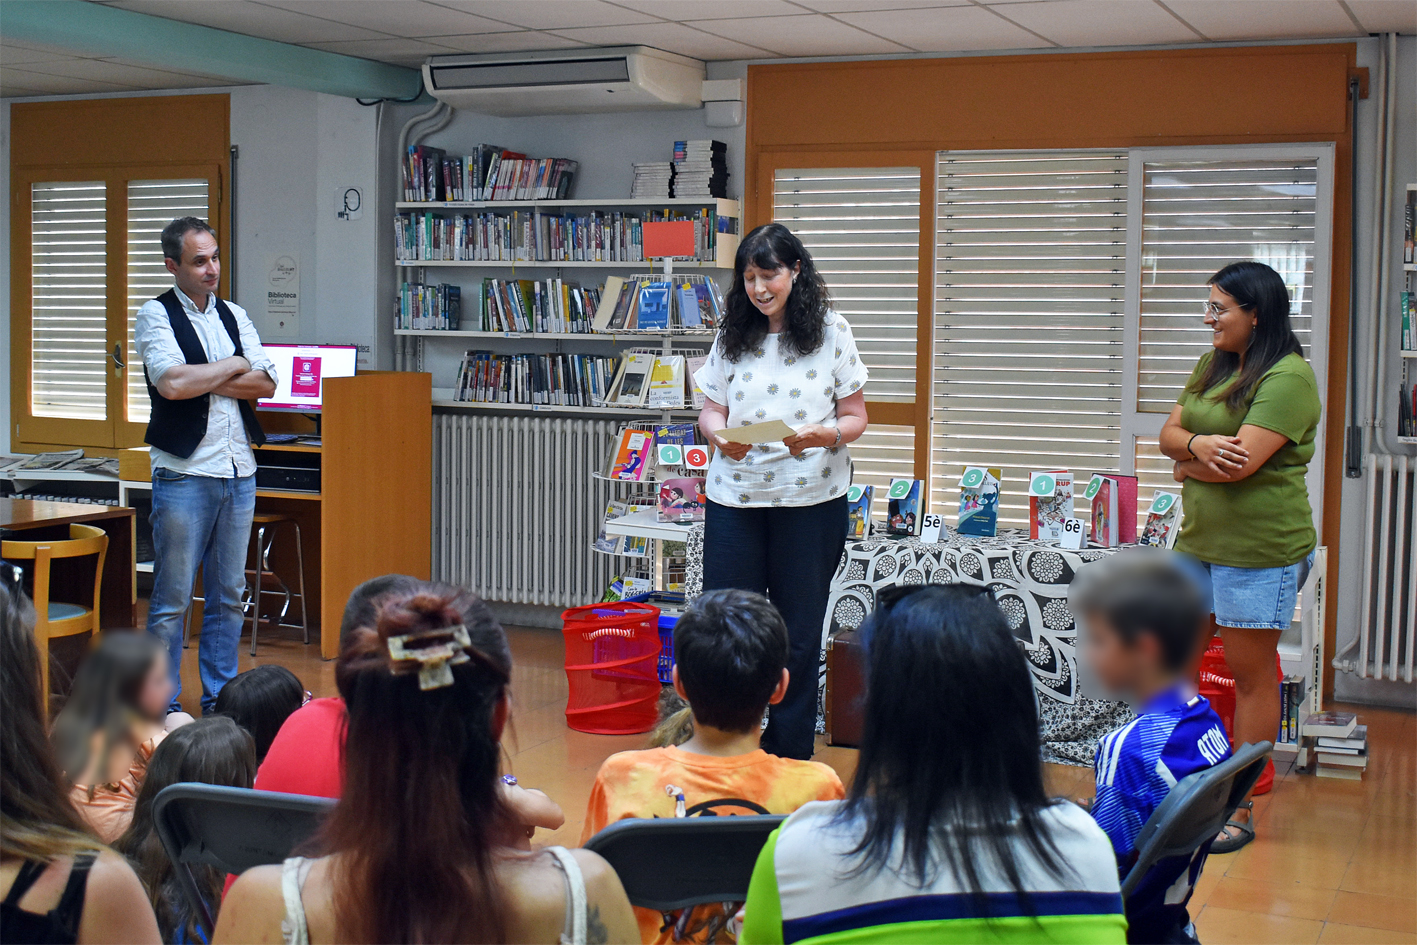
683, 525, 1135, 766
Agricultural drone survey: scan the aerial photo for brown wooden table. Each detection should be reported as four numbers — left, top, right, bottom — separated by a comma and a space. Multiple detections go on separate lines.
1, 498, 137, 628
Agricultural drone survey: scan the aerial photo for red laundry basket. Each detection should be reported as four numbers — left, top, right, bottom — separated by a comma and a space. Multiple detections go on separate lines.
561, 601, 662, 735
1198, 639, 1283, 795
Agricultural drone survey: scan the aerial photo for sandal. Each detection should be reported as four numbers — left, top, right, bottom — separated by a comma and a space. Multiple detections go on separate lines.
1210, 801, 1255, 854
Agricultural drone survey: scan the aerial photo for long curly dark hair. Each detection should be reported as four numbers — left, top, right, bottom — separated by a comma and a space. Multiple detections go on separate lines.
719, 223, 831, 362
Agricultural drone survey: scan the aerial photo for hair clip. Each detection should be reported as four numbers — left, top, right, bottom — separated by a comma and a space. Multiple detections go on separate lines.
387, 624, 472, 690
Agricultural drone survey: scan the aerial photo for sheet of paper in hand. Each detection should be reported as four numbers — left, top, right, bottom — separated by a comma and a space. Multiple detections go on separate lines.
717, 419, 798, 444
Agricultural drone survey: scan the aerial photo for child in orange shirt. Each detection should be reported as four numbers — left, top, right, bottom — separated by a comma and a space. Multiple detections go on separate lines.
580, 589, 844, 944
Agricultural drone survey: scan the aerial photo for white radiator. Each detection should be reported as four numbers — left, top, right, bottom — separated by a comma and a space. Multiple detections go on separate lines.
433, 414, 616, 608
1354, 453, 1416, 681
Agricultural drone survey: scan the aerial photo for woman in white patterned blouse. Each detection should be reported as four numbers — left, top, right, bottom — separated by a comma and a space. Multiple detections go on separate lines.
693, 223, 869, 761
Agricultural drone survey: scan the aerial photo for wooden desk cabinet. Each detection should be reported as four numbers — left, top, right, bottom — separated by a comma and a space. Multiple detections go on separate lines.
120, 372, 432, 658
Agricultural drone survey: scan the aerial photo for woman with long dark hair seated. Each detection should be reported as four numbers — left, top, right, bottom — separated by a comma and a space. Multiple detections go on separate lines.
214, 587, 638, 944
1159, 260, 1321, 853
739, 585, 1126, 943
0, 577, 162, 945
115, 716, 257, 943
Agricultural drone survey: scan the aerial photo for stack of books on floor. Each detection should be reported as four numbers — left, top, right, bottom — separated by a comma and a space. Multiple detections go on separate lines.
672, 140, 728, 197
632, 162, 673, 198
1273, 673, 1307, 756
1302, 711, 1368, 779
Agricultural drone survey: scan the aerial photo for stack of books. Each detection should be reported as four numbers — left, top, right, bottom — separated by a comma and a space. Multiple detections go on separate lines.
672, 140, 728, 198
1302, 711, 1368, 779
632, 162, 674, 199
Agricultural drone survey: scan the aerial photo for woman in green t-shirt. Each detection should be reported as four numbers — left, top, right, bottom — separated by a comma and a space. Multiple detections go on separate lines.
1159, 260, 1320, 854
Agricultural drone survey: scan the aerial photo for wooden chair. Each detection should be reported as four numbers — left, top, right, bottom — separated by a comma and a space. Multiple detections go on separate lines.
1, 523, 108, 698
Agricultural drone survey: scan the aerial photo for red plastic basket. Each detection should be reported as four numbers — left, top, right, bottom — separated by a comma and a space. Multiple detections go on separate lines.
561, 601, 662, 735
1198, 639, 1282, 795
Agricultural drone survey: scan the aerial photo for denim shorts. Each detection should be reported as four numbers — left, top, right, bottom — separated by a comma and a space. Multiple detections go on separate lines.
1176, 551, 1315, 631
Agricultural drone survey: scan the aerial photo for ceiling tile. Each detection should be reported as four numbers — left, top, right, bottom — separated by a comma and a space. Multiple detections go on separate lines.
258, 0, 519, 37
430, 31, 592, 53
997, 0, 1200, 46
690, 13, 913, 55
104, 0, 389, 43
302, 37, 463, 60
431, 1, 659, 29
1162, 0, 1361, 39
0, 42, 80, 65
791, 0, 970, 10
1343, 0, 1417, 32
0, 66, 137, 94
613, 0, 806, 18
9, 56, 229, 86
834, 5, 1053, 50
548, 21, 776, 58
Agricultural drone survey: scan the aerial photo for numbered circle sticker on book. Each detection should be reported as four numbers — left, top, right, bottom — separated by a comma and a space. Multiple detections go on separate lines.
1029, 472, 1056, 497
1083, 475, 1104, 501
1150, 493, 1175, 514
888, 479, 912, 499
657, 444, 683, 466
684, 445, 710, 469
960, 467, 986, 489
847, 484, 865, 502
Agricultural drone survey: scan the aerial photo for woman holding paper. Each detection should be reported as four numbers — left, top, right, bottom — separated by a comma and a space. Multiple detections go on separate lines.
693, 223, 869, 761
1159, 260, 1321, 853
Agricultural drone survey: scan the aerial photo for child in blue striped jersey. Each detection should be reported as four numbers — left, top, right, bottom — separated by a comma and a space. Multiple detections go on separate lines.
1073, 552, 1232, 945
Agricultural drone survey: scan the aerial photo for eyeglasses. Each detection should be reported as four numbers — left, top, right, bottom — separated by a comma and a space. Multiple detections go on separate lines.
1202, 301, 1229, 318
302, 690, 312, 706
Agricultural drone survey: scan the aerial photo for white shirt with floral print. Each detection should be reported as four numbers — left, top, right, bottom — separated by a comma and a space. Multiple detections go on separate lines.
693, 312, 869, 508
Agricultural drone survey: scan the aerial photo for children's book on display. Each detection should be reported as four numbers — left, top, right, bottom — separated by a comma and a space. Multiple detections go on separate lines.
956, 467, 1001, 537
657, 477, 706, 523
1028, 470, 1074, 541
1139, 492, 1182, 549
847, 484, 874, 540
886, 479, 924, 537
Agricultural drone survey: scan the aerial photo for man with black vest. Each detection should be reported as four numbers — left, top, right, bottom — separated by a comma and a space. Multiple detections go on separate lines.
135, 216, 277, 714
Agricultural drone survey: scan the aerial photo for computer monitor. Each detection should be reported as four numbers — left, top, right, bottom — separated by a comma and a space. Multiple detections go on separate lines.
258, 344, 358, 413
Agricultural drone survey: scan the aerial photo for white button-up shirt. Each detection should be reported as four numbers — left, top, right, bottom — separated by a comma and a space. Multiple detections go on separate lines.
134, 286, 277, 479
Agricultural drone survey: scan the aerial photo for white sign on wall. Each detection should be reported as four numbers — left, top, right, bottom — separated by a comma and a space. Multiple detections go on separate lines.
265, 253, 300, 337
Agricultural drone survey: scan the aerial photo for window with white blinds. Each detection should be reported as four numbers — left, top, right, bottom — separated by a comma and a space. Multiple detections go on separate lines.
772, 167, 921, 403
31, 182, 108, 421
127, 179, 210, 423
932, 152, 1128, 527
1138, 159, 1319, 412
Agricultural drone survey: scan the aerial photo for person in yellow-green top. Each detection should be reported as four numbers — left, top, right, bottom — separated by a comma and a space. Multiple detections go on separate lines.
739, 585, 1126, 945
1159, 260, 1321, 855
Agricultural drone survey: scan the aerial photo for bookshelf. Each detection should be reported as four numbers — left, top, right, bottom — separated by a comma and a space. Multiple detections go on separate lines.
394, 193, 739, 418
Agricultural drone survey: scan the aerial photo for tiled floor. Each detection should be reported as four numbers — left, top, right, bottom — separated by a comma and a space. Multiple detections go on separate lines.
181, 622, 1417, 945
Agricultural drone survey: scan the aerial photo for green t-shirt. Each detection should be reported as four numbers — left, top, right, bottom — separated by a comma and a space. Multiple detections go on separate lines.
1174, 351, 1320, 569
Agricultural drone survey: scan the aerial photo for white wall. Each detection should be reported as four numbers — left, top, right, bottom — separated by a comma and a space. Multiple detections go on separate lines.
231, 86, 378, 365
1332, 35, 1417, 706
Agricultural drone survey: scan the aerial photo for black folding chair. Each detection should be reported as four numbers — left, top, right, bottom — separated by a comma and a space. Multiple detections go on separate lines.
584, 814, 786, 913
152, 783, 335, 937
1120, 740, 1272, 899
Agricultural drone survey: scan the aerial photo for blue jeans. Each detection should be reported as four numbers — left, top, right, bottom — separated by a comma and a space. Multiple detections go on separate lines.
702, 496, 848, 761
146, 470, 255, 713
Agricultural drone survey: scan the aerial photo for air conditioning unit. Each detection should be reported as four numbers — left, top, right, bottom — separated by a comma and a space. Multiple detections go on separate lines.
422, 47, 705, 117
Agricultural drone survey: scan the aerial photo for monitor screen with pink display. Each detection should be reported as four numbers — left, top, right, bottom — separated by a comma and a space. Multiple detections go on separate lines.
258, 344, 358, 412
